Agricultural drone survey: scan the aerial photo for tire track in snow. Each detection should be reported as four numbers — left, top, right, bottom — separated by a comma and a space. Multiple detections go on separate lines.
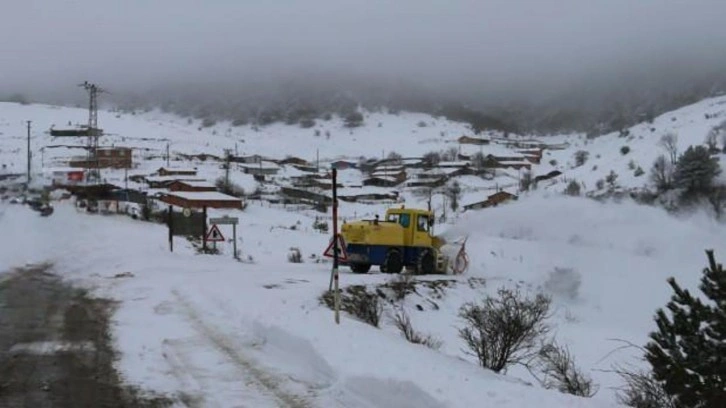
171, 289, 312, 408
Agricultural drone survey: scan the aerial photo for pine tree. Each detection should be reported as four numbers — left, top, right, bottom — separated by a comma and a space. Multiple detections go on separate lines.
672, 145, 720, 196
644, 250, 726, 407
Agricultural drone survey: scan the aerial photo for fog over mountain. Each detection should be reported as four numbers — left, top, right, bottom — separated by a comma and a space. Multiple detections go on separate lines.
3, 0, 726, 133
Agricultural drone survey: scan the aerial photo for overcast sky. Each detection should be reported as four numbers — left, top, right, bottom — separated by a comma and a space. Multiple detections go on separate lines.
2, 0, 726, 102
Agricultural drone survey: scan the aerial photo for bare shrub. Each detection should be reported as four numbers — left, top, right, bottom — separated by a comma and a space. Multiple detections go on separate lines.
574, 150, 589, 167
564, 180, 581, 196
321, 286, 383, 327
393, 309, 442, 350
458, 287, 551, 373
287, 247, 302, 263
389, 273, 416, 301
616, 369, 676, 408
520, 170, 533, 192
534, 342, 597, 397
544, 267, 581, 300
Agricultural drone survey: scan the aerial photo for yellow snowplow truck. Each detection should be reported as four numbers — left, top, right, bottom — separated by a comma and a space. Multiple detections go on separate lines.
340, 206, 468, 274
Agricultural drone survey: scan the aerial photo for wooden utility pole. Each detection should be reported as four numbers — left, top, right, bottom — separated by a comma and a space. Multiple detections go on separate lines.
26, 121, 31, 185
224, 149, 231, 188
166, 143, 170, 167
331, 168, 341, 324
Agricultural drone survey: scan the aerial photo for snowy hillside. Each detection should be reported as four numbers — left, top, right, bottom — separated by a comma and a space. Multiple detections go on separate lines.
542, 95, 726, 194
2, 96, 726, 407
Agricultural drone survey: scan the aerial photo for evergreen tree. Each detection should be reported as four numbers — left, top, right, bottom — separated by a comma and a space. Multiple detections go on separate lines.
672, 145, 721, 196
644, 250, 726, 407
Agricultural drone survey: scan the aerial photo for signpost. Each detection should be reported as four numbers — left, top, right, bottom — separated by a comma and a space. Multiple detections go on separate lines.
209, 216, 239, 259
323, 234, 348, 262
329, 168, 341, 324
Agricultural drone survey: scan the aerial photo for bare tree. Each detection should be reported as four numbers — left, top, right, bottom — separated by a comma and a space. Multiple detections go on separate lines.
520, 170, 533, 192
705, 128, 719, 152
649, 155, 673, 191
458, 287, 551, 373
658, 133, 678, 165
708, 187, 726, 219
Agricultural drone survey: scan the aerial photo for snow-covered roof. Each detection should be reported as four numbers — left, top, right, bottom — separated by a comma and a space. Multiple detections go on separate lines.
172, 180, 216, 188
438, 161, 469, 167
164, 191, 242, 201
145, 175, 206, 183
239, 161, 280, 170
158, 166, 197, 172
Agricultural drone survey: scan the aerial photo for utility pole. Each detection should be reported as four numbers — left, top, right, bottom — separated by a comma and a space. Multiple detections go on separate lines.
166, 143, 170, 167
224, 149, 231, 189
26, 121, 32, 186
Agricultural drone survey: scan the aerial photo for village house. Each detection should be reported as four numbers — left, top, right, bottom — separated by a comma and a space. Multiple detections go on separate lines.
69, 146, 133, 169
463, 191, 518, 211
144, 175, 206, 189
239, 161, 280, 176
167, 180, 218, 192
457, 135, 491, 145
159, 191, 244, 210
156, 166, 197, 176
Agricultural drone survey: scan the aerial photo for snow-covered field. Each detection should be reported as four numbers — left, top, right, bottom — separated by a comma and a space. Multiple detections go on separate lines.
2, 192, 723, 407
2, 96, 726, 407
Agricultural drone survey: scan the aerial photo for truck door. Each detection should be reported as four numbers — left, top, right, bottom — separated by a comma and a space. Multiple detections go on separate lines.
413, 214, 431, 247
398, 212, 413, 246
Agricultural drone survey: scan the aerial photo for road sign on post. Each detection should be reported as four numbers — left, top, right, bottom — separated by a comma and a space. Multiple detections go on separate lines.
209, 216, 238, 225
323, 234, 348, 262
208, 216, 239, 260
205, 224, 225, 242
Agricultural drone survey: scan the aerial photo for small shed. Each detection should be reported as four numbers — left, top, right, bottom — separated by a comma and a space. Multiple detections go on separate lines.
168, 180, 218, 192
159, 191, 244, 209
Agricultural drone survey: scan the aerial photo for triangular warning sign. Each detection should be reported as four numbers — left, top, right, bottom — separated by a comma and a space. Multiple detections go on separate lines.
323, 234, 348, 262
205, 224, 225, 242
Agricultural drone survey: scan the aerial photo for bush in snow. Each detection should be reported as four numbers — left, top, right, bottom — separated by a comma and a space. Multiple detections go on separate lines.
344, 111, 364, 128
532, 341, 597, 398
458, 287, 551, 373
574, 150, 589, 167
321, 285, 383, 327
215, 177, 246, 198
634, 166, 645, 177
520, 170, 533, 192
392, 308, 442, 350
287, 247, 303, 263
617, 369, 676, 408
650, 155, 674, 192
606, 170, 619, 189
621, 145, 631, 155
564, 180, 581, 196
422, 151, 441, 168
544, 267, 581, 300
312, 217, 329, 233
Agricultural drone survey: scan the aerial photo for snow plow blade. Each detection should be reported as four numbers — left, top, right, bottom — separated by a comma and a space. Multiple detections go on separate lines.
436, 236, 469, 275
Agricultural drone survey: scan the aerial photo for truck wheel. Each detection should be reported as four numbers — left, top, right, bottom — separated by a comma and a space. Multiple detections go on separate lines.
350, 263, 371, 274
417, 249, 435, 275
384, 249, 404, 274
